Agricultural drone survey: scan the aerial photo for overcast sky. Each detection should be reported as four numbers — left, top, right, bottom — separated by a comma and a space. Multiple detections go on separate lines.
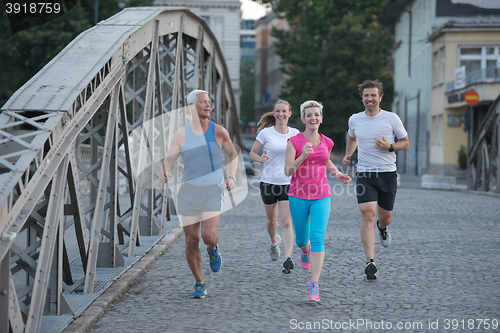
240, 0, 270, 20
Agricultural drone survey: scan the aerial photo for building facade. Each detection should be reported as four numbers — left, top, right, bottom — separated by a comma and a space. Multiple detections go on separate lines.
240, 19, 256, 62
152, 0, 241, 114
381, 0, 500, 176
253, 11, 289, 122
429, 21, 500, 175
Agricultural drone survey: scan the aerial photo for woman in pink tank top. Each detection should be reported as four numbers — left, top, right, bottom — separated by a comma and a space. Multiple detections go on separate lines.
285, 100, 351, 302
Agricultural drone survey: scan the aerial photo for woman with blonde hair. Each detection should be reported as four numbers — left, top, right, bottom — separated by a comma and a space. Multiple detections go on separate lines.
250, 100, 299, 274
285, 100, 351, 301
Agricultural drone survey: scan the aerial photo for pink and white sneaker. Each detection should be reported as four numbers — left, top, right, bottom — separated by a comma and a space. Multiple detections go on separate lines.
300, 241, 311, 270
308, 281, 320, 301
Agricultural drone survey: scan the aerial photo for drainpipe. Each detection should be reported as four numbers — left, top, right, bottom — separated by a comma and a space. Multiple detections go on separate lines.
408, 10, 412, 76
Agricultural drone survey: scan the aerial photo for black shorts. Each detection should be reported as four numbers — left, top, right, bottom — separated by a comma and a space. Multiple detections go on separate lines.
177, 183, 224, 216
259, 182, 289, 205
356, 171, 398, 211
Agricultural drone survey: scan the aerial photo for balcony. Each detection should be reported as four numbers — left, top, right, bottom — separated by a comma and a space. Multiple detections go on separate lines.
446, 67, 500, 93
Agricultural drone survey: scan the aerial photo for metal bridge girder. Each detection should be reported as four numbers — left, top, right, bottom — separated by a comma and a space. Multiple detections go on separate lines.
0, 7, 240, 333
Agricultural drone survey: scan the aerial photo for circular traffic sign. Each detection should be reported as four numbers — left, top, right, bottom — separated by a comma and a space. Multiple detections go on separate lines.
464, 90, 479, 106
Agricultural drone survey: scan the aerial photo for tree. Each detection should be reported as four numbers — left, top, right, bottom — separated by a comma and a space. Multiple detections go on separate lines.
0, 0, 152, 107
254, 0, 394, 146
240, 59, 255, 124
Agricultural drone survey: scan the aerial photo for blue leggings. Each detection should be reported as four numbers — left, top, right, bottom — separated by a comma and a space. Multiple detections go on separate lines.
289, 196, 331, 252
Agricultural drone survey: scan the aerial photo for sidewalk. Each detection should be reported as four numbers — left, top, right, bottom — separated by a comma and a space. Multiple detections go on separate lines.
65, 177, 500, 333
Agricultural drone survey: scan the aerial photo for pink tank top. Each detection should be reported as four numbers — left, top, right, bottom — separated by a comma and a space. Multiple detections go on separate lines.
288, 132, 334, 200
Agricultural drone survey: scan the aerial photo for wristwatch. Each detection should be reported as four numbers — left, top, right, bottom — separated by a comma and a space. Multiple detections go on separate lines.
228, 176, 236, 182
388, 144, 394, 152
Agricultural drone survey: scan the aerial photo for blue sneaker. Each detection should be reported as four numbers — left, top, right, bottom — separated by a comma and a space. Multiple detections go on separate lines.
192, 280, 207, 298
308, 281, 320, 301
207, 245, 222, 272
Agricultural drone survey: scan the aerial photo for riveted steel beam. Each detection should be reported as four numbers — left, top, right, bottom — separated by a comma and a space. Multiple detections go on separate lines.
0, 7, 240, 332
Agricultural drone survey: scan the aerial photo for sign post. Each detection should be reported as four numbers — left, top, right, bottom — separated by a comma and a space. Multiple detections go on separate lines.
464, 90, 479, 106
463, 90, 479, 159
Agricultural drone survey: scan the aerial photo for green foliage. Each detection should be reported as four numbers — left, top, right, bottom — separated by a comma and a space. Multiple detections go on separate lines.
253, 0, 394, 146
458, 145, 467, 170
240, 60, 255, 123
0, 0, 153, 107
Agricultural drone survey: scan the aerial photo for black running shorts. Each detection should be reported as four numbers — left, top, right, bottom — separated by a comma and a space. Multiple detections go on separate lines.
355, 171, 398, 211
259, 182, 289, 205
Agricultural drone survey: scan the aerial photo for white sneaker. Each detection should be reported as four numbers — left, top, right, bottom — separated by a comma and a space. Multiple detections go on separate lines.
377, 221, 391, 248
269, 235, 281, 261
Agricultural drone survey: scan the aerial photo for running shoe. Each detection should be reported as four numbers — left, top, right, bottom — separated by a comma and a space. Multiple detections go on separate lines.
365, 260, 378, 280
192, 280, 207, 298
300, 241, 311, 270
282, 257, 294, 274
207, 245, 222, 272
308, 281, 320, 301
377, 220, 391, 248
269, 235, 281, 261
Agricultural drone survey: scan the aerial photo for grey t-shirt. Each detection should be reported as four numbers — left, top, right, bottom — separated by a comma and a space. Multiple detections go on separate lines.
347, 110, 407, 172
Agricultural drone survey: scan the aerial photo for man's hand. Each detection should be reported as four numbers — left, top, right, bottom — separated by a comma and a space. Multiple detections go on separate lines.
225, 178, 235, 191
342, 155, 351, 166
374, 136, 391, 151
159, 170, 172, 184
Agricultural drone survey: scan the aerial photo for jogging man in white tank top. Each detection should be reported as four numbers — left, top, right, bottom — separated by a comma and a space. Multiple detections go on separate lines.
342, 80, 409, 280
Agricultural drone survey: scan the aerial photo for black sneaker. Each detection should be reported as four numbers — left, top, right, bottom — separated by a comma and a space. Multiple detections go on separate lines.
282, 257, 294, 274
365, 261, 378, 280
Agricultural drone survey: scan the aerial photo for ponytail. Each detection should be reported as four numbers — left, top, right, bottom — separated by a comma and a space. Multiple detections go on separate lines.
256, 112, 276, 133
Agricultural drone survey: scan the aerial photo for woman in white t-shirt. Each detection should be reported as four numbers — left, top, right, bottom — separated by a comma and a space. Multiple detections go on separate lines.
250, 100, 299, 274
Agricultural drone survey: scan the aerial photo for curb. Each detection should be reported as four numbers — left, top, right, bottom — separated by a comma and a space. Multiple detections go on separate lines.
62, 225, 184, 333
62, 185, 246, 332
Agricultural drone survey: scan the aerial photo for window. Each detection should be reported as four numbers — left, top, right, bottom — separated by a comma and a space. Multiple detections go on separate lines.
433, 47, 446, 86
440, 47, 446, 83
201, 15, 211, 27
438, 115, 443, 145
459, 45, 500, 78
433, 51, 439, 86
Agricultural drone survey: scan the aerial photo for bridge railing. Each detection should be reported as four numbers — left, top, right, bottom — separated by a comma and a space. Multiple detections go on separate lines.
467, 94, 500, 193
0, 7, 243, 332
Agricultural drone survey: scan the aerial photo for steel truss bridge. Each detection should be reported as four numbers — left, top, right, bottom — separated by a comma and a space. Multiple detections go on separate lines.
0, 8, 241, 332
468, 95, 500, 193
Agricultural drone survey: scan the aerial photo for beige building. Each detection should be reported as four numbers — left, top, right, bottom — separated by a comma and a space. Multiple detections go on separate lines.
381, 0, 500, 178
429, 21, 500, 176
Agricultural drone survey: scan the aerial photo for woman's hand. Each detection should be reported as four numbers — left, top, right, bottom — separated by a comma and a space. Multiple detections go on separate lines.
259, 150, 269, 163
336, 172, 352, 185
301, 142, 314, 159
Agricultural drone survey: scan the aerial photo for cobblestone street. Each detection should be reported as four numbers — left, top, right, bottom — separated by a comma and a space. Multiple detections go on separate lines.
86, 177, 500, 333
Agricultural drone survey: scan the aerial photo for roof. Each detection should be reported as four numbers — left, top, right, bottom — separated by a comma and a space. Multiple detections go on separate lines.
428, 19, 500, 41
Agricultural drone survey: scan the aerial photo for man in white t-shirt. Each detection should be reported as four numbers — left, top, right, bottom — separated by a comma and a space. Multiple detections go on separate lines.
342, 79, 409, 280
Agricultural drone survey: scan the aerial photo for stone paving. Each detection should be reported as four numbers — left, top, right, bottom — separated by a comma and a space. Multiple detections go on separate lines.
85, 177, 500, 333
